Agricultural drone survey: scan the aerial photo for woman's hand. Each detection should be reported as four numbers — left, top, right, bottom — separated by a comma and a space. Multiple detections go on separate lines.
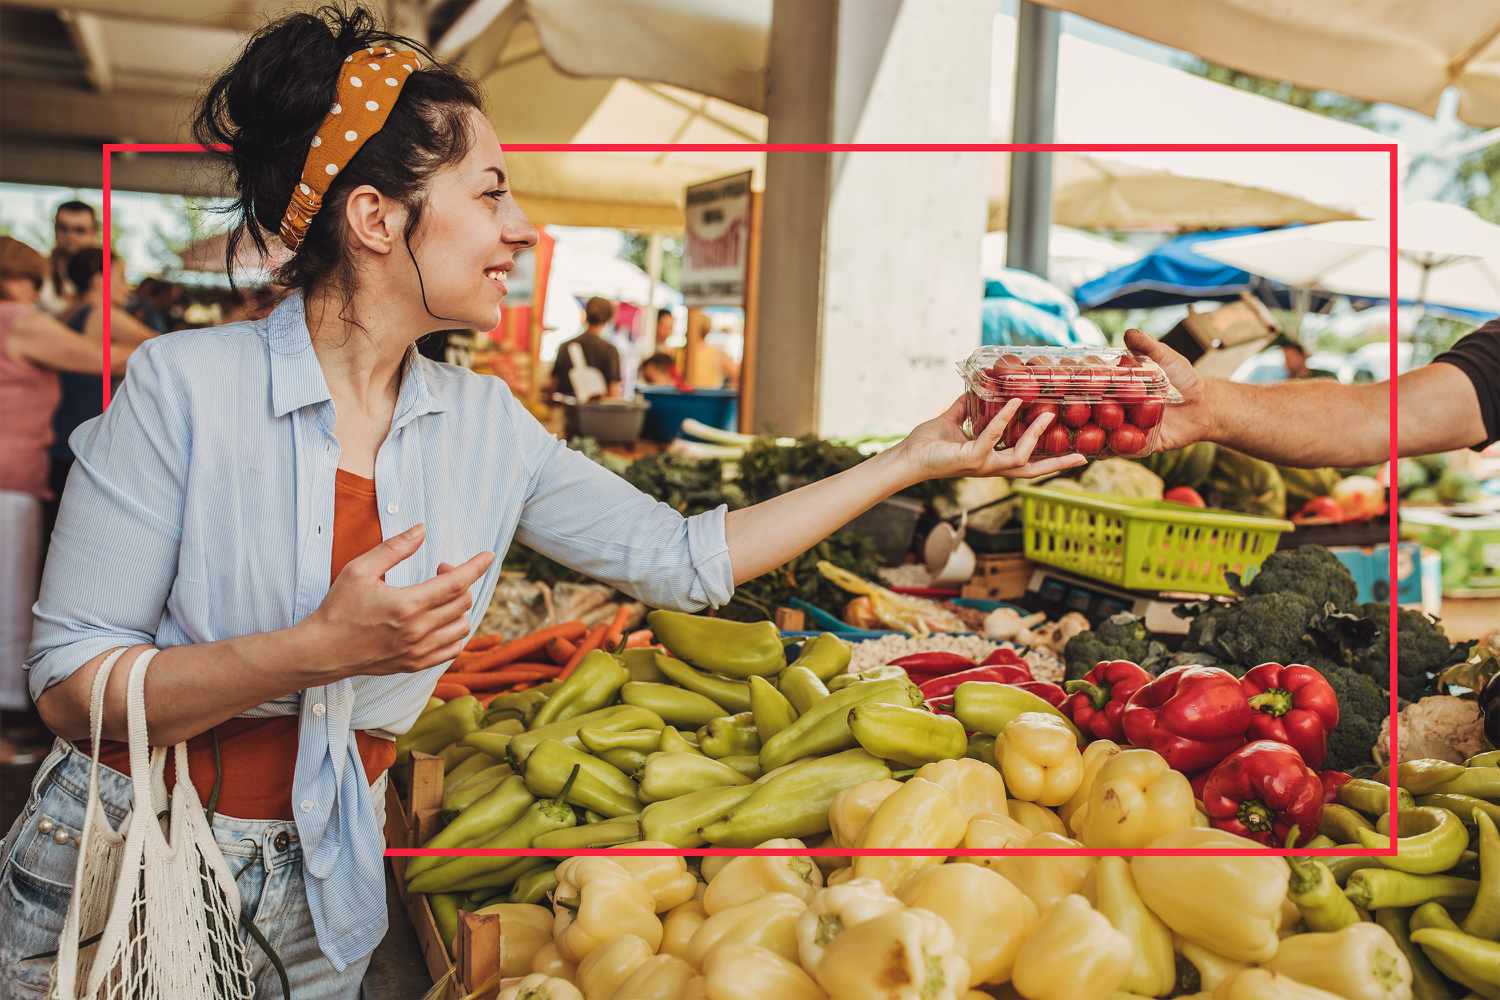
300, 524, 494, 681
1123, 328, 1218, 453
896, 395, 1089, 483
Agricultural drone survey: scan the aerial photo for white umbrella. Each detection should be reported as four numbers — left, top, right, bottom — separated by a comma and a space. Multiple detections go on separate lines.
981, 227, 1139, 290
1193, 201, 1500, 318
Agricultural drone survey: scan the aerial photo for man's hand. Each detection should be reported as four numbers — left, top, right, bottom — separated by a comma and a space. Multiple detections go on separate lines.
897, 395, 1089, 482
1124, 328, 1218, 453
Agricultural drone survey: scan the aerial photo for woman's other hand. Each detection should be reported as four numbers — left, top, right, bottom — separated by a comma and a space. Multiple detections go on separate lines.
300, 524, 493, 680
896, 395, 1089, 482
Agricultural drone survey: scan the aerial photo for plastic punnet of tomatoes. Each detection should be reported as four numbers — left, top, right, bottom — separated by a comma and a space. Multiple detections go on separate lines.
957, 346, 1183, 459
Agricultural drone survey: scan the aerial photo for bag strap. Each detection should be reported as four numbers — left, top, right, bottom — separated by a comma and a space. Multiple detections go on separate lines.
123, 648, 170, 827
83, 648, 132, 806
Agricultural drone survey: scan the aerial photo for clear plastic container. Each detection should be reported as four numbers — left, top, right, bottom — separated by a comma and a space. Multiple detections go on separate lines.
958, 346, 1183, 459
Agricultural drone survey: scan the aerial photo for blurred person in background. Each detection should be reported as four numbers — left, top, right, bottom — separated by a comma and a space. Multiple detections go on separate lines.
654, 305, 675, 351
549, 295, 623, 399
39, 200, 100, 316
43, 248, 157, 550
638, 351, 682, 387
685, 310, 739, 389
130, 277, 182, 334
0, 237, 133, 756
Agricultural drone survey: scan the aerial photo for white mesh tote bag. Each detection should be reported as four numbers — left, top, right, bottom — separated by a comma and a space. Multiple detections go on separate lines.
50, 647, 254, 1000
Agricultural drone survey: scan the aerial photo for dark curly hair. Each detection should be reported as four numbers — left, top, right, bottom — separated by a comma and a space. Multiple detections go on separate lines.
192, 4, 484, 327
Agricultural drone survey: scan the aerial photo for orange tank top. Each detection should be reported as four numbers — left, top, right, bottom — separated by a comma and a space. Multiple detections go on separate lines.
89, 468, 398, 819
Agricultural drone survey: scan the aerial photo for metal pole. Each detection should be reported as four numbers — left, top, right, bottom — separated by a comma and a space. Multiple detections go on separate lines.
1005, 0, 1060, 280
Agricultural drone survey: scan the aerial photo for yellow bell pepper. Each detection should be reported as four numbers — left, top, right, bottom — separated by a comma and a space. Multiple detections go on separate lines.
679, 978, 708, 1000
497, 974, 584, 1000
1176, 938, 1247, 992
914, 758, 1009, 822
702, 944, 828, 1000
702, 838, 824, 914
997, 713, 1083, 807
1212, 969, 1347, 1000
606, 843, 700, 913
812, 833, 852, 879
1264, 924, 1414, 1000
576, 934, 655, 1000
661, 897, 709, 961
1012, 894, 1132, 1000
814, 905, 970, 1000
828, 778, 903, 848
1093, 857, 1175, 998
686, 891, 807, 968
552, 857, 664, 962
611, 954, 699, 1000
1060, 739, 1123, 832
852, 777, 968, 892
989, 832, 1096, 912
895, 863, 1038, 987
795, 877, 905, 973
1131, 828, 1289, 964
963, 812, 1034, 854
475, 902, 554, 978
1077, 749, 1195, 850
1278, 897, 1302, 938
826, 866, 856, 886
1006, 799, 1068, 836
530, 941, 577, 982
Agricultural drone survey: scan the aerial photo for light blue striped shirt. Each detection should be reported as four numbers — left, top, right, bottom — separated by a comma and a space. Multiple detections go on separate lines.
27, 290, 735, 971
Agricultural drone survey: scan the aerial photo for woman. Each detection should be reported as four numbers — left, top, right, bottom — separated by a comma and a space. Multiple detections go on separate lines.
0, 237, 133, 755
0, 7, 1082, 998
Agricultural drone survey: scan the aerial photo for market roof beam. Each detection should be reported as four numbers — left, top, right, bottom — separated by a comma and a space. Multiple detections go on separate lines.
3, 0, 275, 33
1, 140, 226, 197
57, 10, 112, 92
0, 79, 194, 144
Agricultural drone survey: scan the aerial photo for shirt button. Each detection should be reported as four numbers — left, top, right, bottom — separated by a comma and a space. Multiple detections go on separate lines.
300, 800, 315, 814
312, 702, 326, 718
386, 503, 398, 514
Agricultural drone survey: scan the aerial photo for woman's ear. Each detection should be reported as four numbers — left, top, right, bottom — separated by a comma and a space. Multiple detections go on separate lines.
344, 185, 404, 255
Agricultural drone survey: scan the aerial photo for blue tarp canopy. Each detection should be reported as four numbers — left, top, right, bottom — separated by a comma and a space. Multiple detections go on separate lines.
980, 268, 1096, 347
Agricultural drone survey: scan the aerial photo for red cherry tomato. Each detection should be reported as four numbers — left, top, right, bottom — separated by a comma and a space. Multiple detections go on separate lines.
998, 371, 1040, 402
1127, 400, 1164, 428
1094, 401, 1125, 431
1025, 355, 1055, 367
1003, 416, 1025, 448
1108, 424, 1147, 456
1039, 424, 1074, 456
1061, 402, 1093, 428
999, 353, 1025, 367
1117, 353, 1144, 368
1023, 401, 1060, 425
1073, 424, 1106, 455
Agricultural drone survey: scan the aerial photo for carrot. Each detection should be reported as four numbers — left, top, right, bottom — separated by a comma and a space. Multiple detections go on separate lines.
603, 604, 633, 651
547, 637, 578, 665
463, 633, 503, 653
432, 682, 471, 700
624, 629, 654, 649
558, 624, 608, 682
455, 621, 587, 673
443, 666, 562, 692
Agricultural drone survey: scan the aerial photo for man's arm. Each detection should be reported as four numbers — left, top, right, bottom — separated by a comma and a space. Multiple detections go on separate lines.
1127, 330, 1490, 467
8, 310, 134, 374
84, 305, 157, 347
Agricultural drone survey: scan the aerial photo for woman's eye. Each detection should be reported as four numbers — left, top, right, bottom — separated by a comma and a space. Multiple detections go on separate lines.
485, 189, 508, 201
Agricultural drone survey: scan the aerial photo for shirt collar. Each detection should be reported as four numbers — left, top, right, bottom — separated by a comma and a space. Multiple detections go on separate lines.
265, 289, 447, 421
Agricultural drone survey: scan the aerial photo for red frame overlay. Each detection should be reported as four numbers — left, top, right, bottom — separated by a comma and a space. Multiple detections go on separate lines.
100, 141, 1402, 858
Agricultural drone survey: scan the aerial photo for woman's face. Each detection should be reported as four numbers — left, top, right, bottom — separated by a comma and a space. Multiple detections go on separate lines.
0, 277, 39, 304
406, 108, 538, 332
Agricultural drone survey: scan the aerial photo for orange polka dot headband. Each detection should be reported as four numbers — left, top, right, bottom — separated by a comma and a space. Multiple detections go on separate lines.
278, 45, 423, 251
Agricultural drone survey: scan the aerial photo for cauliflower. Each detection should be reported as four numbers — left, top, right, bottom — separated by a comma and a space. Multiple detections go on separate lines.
1374, 696, 1487, 766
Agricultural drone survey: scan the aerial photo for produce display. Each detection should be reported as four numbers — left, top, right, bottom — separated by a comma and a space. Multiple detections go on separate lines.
959, 346, 1182, 459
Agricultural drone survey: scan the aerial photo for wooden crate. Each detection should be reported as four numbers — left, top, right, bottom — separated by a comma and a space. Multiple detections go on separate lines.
386, 753, 505, 999
961, 553, 1035, 601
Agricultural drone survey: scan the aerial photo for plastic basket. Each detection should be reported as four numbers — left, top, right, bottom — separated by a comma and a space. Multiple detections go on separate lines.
639, 387, 739, 442
1013, 484, 1293, 596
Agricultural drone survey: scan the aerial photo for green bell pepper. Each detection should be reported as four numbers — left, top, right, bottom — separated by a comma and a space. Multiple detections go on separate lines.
848, 702, 967, 767
404, 775, 537, 882
647, 610, 787, 677
749, 675, 797, 742
697, 712, 761, 758
777, 666, 830, 715
522, 738, 642, 818
786, 633, 852, 682
700, 748, 893, 847
758, 678, 923, 772
529, 649, 629, 729
620, 681, 727, 728
639, 783, 756, 848
619, 647, 665, 683
532, 814, 642, 851
653, 653, 752, 713
639, 752, 753, 802
397, 694, 484, 763
509, 864, 560, 905
507, 704, 664, 769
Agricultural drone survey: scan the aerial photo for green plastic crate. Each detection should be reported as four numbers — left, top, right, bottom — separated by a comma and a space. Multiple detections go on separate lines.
1014, 484, 1294, 596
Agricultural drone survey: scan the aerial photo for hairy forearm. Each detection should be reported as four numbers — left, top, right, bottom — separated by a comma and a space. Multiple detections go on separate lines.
36, 623, 332, 747
725, 446, 917, 583
1205, 378, 1392, 467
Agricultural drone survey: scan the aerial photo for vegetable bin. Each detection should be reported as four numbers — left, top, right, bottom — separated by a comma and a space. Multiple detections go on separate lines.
640, 387, 738, 442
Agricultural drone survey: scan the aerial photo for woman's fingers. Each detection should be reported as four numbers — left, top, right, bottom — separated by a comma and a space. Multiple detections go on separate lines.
1007, 410, 1052, 466
415, 589, 474, 637
976, 399, 1020, 453
989, 452, 1087, 479
402, 550, 494, 606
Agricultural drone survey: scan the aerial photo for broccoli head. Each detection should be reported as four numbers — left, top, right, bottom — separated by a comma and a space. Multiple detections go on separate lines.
1240, 546, 1358, 609
1321, 664, 1387, 773
1062, 613, 1168, 680
1164, 649, 1241, 675
1351, 603, 1466, 702
1184, 592, 1328, 668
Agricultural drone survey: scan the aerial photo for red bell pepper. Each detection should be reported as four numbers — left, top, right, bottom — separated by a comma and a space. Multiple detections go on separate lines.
1239, 662, 1340, 770
1014, 680, 1066, 707
980, 647, 1031, 669
1200, 740, 1326, 847
1120, 664, 1252, 774
888, 652, 977, 675
1319, 770, 1353, 805
1061, 659, 1152, 742
918, 664, 1032, 702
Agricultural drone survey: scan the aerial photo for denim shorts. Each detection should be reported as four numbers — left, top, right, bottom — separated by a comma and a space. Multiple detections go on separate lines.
0, 739, 387, 1000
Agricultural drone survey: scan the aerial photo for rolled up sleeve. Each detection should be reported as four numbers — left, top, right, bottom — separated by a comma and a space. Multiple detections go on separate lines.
508, 396, 735, 612
26, 340, 187, 699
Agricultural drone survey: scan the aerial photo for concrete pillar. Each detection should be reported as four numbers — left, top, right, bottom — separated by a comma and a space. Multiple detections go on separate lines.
752, 0, 993, 438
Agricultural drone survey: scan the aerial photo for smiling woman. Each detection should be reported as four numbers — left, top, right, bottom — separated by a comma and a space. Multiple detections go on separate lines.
0, 5, 1088, 998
